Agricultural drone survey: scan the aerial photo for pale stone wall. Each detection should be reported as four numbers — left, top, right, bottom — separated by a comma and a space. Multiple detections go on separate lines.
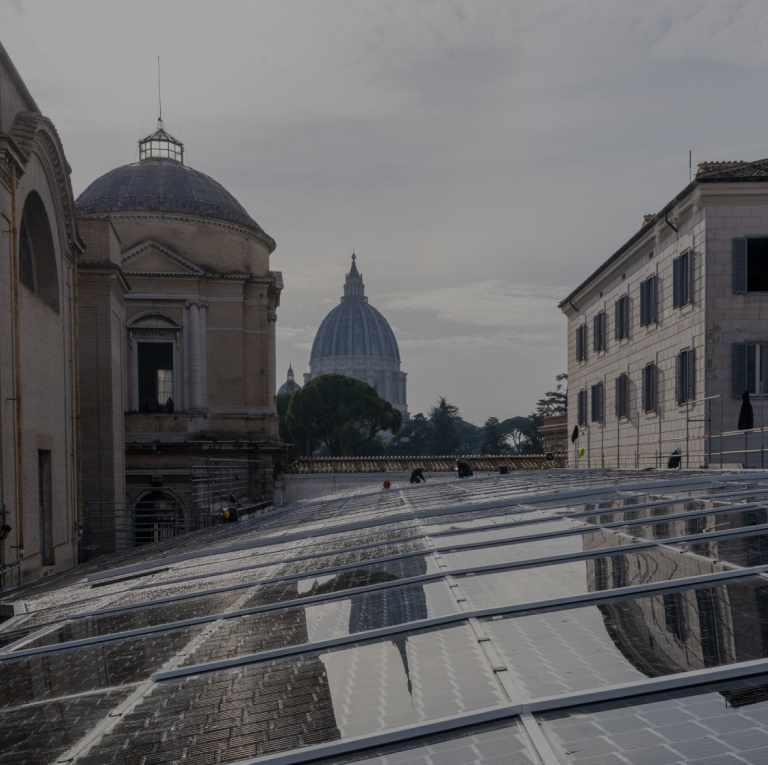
565, 181, 768, 469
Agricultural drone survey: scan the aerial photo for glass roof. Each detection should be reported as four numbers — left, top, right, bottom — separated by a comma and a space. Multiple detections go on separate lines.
3, 469, 768, 764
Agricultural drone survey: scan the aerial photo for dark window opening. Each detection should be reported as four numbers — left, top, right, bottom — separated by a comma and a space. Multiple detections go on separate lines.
676, 348, 695, 404
747, 238, 768, 292
615, 295, 628, 340
19, 218, 35, 292
663, 592, 686, 641
138, 343, 174, 413
591, 382, 604, 423
640, 276, 655, 326
696, 587, 722, 667
615, 373, 629, 418
593, 557, 608, 591
38, 450, 54, 566
134, 491, 184, 546
576, 325, 587, 362
642, 363, 656, 412
577, 389, 588, 426
673, 250, 692, 308
611, 555, 627, 588
593, 312, 605, 352
18, 191, 59, 312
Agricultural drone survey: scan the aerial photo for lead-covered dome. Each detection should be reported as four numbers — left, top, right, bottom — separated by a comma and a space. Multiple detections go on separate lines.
310, 255, 400, 362
75, 121, 265, 235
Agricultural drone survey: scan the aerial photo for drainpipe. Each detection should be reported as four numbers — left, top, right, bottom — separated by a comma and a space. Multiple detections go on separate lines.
73, 245, 82, 552
664, 212, 678, 234
10, 164, 23, 557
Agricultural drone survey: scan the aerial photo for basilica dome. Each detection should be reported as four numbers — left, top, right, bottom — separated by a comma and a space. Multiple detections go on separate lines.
306, 255, 409, 418
75, 121, 266, 237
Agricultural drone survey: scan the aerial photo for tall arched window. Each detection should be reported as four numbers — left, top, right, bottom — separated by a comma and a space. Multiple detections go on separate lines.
18, 191, 60, 312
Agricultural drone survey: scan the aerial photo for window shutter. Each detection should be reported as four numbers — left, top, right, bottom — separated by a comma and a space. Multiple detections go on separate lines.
687, 251, 694, 305
733, 342, 748, 398
687, 349, 695, 402
614, 301, 620, 340
642, 366, 647, 411
640, 281, 648, 326
599, 383, 604, 421
675, 353, 681, 404
673, 257, 680, 308
576, 326, 583, 361
623, 296, 629, 337
733, 238, 748, 294
649, 276, 656, 323
615, 376, 621, 417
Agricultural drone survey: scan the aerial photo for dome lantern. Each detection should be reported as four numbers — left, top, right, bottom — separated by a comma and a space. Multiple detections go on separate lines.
138, 118, 184, 163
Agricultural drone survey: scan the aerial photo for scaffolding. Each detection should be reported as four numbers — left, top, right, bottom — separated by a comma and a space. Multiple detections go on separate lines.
189, 457, 267, 525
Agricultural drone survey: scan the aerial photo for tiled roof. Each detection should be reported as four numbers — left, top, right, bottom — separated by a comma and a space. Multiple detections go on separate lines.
3, 469, 768, 764
76, 158, 266, 236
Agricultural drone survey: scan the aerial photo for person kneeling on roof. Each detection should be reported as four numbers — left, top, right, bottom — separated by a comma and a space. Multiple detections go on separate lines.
456, 459, 473, 478
410, 466, 427, 484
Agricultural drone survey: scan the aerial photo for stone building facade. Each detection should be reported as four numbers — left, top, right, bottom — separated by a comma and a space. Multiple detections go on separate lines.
76, 122, 286, 524
305, 255, 409, 419
561, 158, 768, 468
0, 43, 82, 582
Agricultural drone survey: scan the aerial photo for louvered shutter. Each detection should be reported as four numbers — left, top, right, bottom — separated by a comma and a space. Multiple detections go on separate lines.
591, 385, 597, 421
640, 280, 648, 326
675, 353, 681, 404
623, 296, 629, 337
576, 326, 583, 361
733, 343, 748, 398
687, 349, 695, 402
614, 301, 620, 340
642, 366, 647, 411
648, 276, 656, 323
673, 257, 680, 308
593, 315, 600, 352
615, 376, 621, 417
599, 383, 604, 421
733, 238, 748, 294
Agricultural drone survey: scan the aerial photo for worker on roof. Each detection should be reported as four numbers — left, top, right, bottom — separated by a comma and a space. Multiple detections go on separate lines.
456, 459, 473, 478
410, 466, 427, 484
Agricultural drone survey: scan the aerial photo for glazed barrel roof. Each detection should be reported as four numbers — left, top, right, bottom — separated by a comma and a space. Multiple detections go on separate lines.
75, 158, 264, 233
310, 256, 401, 362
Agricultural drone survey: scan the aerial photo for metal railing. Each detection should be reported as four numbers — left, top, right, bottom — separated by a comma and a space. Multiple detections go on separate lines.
573, 394, 768, 470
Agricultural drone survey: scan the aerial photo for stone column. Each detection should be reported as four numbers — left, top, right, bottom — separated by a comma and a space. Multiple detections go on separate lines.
199, 302, 208, 407
268, 309, 277, 407
187, 301, 201, 409
183, 303, 190, 410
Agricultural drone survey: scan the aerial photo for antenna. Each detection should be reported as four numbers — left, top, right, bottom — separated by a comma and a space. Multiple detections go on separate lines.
158, 55, 162, 125
689, 149, 692, 184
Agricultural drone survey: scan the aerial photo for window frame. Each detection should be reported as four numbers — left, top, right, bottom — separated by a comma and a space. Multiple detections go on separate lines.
577, 389, 588, 426
614, 294, 628, 341
593, 311, 605, 353
639, 275, 656, 326
590, 382, 604, 423
642, 362, 656, 412
130, 332, 180, 413
733, 341, 768, 398
615, 373, 629, 418
673, 249, 693, 308
576, 324, 587, 362
676, 348, 696, 404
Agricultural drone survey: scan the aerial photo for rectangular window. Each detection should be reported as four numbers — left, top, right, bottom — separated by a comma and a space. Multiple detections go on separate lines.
676, 348, 696, 404
593, 311, 605, 352
615, 373, 629, 418
673, 250, 692, 308
642, 362, 656, 412
733, 342, 768, 397
639, 276, 656, 326
591, 382, 604, 422
733, 237, 768, 293
614, 295, 628, 340
577, 389, 588, 426
576, 324, 587, 362
138, 343, 174, 413
38, 450, 54, 567
663, 592, 686, 641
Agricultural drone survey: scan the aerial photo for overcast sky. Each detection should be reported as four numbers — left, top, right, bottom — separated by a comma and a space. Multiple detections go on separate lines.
3, 1, 768, 424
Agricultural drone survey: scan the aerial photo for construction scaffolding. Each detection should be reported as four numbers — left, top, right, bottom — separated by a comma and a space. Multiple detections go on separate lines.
190, 457, 268, 525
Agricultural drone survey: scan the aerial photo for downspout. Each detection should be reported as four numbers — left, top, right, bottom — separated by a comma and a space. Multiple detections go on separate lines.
10, 164, 23, 558
664, 212, 678, 234
568, 298, 578, 313
73, 247, 82, 553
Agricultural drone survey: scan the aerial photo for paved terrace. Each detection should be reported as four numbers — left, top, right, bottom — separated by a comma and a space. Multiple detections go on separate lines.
2, 469, 768, 763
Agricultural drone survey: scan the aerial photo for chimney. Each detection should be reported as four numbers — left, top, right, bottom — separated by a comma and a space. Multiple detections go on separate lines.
642, 214, 654, 227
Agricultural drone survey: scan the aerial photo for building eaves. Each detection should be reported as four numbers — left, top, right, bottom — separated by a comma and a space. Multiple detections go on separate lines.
0, 41, 41, 119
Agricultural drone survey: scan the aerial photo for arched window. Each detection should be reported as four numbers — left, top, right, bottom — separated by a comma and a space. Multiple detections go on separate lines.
18, 191, 60, 312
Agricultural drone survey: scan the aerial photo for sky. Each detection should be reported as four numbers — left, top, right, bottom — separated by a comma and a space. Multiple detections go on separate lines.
3, 1, 768, 424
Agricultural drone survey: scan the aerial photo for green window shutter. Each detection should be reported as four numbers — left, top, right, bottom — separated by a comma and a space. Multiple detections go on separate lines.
733, 238, 748, 294
733, 343, 748, 398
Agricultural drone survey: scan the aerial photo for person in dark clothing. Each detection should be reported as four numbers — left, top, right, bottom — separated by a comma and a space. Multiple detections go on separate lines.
410, 467, 426, 484
165, 396, 174, 414
738, 391, 754, 431
667, 447, 682, 469
456, 459, 473, 478
571, 425, 579, 444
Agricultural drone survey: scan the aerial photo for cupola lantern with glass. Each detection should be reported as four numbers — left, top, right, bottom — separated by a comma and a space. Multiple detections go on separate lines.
138, 118, 184, 162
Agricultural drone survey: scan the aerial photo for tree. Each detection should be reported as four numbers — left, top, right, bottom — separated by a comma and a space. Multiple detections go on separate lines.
388, 413, 432, 455
277, 391, 321, 457
480, 416, 510, 454
500, 416, 541, 454
427, 396, 461, 455
286, 374, 402, 457
533, 373, 568, 418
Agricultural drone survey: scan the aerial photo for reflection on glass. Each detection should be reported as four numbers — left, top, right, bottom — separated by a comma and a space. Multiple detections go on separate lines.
483, 578, 768, 700
676, 529, 768, 567
0, 687, 133, 765
442, 536, 586, 570
81, 624, 505, 762
539, 673, 768, 765
460, 547, 723, 609
0, 625, 202, 708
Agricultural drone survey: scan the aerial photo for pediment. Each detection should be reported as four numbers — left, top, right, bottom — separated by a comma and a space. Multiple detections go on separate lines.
121, 239, 203, 276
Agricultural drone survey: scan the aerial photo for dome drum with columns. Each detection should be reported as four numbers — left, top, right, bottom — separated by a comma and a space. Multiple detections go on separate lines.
305, 255, 409, 418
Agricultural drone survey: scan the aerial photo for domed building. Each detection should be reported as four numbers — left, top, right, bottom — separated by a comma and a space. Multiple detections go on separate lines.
306, 255, 409, 418
278, 364, 300, 394
76, 120, 286, 520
